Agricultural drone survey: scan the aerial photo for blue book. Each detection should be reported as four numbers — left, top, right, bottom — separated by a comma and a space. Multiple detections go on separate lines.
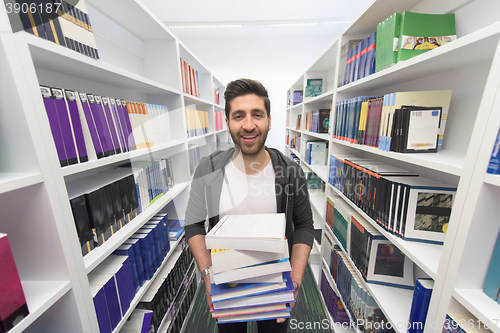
211, 272, 291, 303
129, 233, 155, 279
357, 37, 369, 80
364, 32, 377, 78
123, 238, 146, 286
114, 244, 140, 292
408, 278, 434, 333
88, 274, 122, 331
483, 231, 500, 303
167, 219, 184, 241
487, 128, 500, 174
90, 285, 112, 333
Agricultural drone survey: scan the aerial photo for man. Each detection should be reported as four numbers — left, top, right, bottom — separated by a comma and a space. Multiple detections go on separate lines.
184, 78, 314, 332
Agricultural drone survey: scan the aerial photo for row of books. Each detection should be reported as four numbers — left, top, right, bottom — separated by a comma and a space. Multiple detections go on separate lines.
303, 167, 324, 192
135, 242, 194, 333
327, 246, 393, 333
319, 268, 350, 324
338, 11, 456, 87
0, 233, 30, 332
40, 85, 172, 167
205, 214, 295, 323
325, 198, 415, 288
215, 110, 224, 131
15, 0, 99, 59
126, 160, 175, 213
89, 255, 136, 333
164, 266, 197, 333
68, 161, 174, 256
287, 133, 300, 152
328, 155, 456, 244
332, 90, 452, 153
343, 32, 377, 86
185, 109, 209, 138
304, 109, 330, 134
180, 58, 200, 98
188, 146, 201, 176
298, 138, 327, 166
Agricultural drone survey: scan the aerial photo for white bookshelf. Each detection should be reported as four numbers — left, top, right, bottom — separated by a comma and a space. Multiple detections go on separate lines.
285, 1, 500, 333
0, 0, 226, 332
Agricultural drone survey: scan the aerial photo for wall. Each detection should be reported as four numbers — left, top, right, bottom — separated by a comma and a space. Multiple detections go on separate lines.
181, 36, 335, 154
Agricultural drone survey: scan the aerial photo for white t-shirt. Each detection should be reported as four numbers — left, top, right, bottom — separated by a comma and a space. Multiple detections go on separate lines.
219, 159, 277, 216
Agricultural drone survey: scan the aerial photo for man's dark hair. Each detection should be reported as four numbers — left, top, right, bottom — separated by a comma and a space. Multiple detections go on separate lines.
224, 79, 270, 119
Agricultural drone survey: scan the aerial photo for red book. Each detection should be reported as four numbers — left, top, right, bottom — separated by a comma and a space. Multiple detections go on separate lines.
0, 233, 29, 332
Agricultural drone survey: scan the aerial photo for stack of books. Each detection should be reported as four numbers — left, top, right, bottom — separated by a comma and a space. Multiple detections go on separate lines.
205, 214, 295, 324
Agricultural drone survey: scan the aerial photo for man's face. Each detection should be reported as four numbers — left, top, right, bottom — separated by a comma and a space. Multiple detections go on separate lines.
226, 94, 271, 157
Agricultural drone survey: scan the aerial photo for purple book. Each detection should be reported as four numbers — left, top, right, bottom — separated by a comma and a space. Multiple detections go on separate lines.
114, 99, 133, 151
78, 92, 105, 159
101, 96, 122, 155
109, 98, 128, 153
64, 90, 88, 163
40, 86, 69, 167
120, 99, 136, 150
87, 94, 114, 157
51, 88, 78, 165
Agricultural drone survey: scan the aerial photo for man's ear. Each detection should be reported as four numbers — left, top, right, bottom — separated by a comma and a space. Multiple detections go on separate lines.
268, 115, 271, 131
226, 117, 230, 133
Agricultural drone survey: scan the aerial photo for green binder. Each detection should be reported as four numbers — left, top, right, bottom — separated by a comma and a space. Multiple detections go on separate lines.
375, 13, 401, 72
397, 11, 456, 62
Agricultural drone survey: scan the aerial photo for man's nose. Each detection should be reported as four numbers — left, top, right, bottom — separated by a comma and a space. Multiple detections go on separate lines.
242, 115, 255, 131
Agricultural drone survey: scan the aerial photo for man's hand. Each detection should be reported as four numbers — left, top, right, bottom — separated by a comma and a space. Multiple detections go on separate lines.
276, 281, 300, 323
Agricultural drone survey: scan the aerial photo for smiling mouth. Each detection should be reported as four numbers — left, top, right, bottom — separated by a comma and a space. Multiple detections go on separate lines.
241, 135, 258, 143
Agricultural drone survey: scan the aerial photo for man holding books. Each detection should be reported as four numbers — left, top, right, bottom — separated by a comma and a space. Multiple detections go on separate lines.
185, 78, 315, 332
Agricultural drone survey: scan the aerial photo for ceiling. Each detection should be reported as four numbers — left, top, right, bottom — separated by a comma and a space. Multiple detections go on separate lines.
141, 0, 373, 40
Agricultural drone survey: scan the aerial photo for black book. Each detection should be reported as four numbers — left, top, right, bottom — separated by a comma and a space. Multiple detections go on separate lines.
127, 175, 139, 218
109, 181, 125, 229
400, 106, 442, 153
69, 194, 95, 256
15, 0, 47, 39
85, 188, 109, 246
119, 177, 131, 222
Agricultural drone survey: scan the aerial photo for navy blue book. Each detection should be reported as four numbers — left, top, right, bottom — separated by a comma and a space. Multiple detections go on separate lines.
408, 278, 434, 333
487, 128, 500, 174
364, 32, 377, 78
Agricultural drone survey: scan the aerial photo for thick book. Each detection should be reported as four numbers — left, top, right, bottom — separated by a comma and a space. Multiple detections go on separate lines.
211, 272, 292, 302
50, 87, 79, 165
211, 303, 287, 318
87, 94, 113, 157
216, 308, 291, 324
376, 13, 402, 72
408, 278, 434, 333
90, 285, 112, 333
483, 230, 500, 303
211, 258, 291, 285
88, 274, 122, 331
0, 233, 29, 333
398, 11, 456, 62
69, 194, 95, 256
211, 239, 289, 274
304, 78, 323, 101
76, 92, 105, 159
64, 90, 88, 163
212, 278, 295, 311
205, 214, 286, 253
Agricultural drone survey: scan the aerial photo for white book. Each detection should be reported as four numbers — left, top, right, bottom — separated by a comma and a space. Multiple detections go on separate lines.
212, 259, 291, 285
211, 239, 289, 274
206, 214, 286, 253
213, 290, 295, 311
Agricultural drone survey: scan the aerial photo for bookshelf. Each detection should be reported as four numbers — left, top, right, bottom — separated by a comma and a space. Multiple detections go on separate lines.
285, 1, 500, 333
0, 0, 229, 332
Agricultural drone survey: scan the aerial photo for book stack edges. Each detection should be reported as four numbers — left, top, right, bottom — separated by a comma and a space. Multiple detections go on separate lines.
339, 11, 456, 86
180, 58, 201, 98
330, 247, 392, 332
68, 164, 174, 257
185, 109, 209, 138
39, 86, 172, 167
0, 233, 29, 333
12, 0, 99, 59
135, 242, 195, 333
205, 214, 295, 324
320, 268, 350, 324
332, 90, 452, 153
328, 156, 457, 245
